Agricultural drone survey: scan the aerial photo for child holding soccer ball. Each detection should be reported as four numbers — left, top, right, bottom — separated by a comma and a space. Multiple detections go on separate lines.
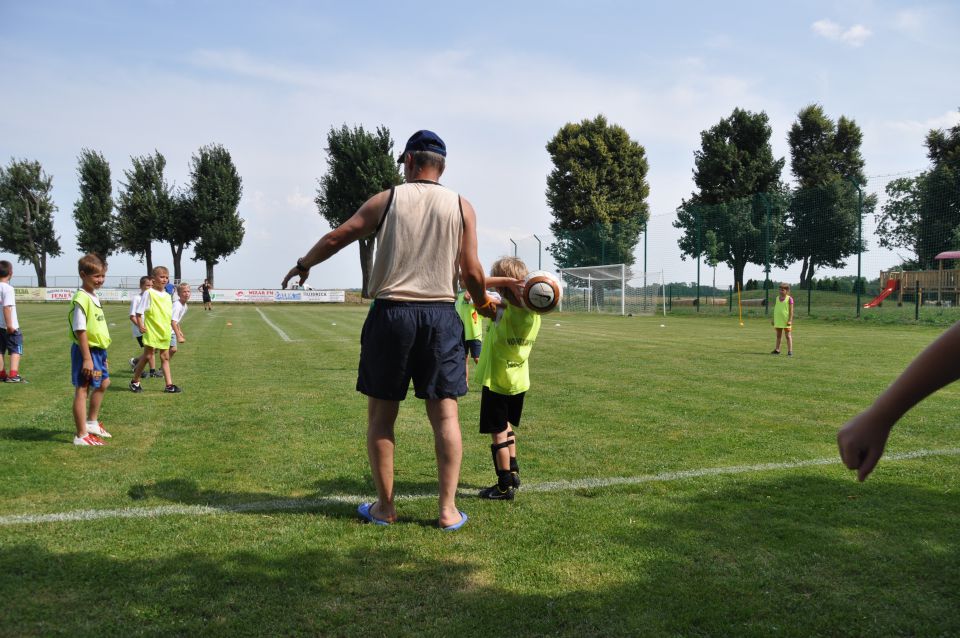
474, 256, 540, 500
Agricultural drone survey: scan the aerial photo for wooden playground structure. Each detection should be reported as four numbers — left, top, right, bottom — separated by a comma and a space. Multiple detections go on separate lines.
878, 251, 960, 306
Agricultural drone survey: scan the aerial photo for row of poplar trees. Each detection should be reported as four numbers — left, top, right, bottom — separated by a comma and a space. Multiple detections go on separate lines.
0, 144, 243, 286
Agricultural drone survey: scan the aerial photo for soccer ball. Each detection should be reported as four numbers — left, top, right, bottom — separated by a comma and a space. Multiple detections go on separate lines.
522, 270, 561, 314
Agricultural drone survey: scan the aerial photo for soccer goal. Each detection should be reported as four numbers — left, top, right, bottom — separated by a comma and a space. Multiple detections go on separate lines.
557, 264, 665, 316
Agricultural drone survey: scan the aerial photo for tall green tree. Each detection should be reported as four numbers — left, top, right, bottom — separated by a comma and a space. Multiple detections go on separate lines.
315, 124, 402, 298
876, 113, 960, 268
163, 188, 200, 282
674, 108, 786, 289
545, 115, 649, 268
73, 149, 117, 262
782, 105, 873, 286
190, 143, 244, 285
0, 159, 62, 286
116, 151, 171, 274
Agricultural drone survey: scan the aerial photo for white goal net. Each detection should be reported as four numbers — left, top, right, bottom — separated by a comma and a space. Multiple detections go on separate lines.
557, 264, 665, 316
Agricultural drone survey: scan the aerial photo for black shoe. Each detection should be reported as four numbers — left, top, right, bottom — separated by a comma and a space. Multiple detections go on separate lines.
149, 370, 164, 378
164, 384, 182, 393
478, 484, 514, 500
129, 381, 143, 393
511, 472, 521, 489
770, 350, 780, 355
4, 375, 22, 383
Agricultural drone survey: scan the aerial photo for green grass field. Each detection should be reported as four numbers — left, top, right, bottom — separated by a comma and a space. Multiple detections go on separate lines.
2, 303, 958, 637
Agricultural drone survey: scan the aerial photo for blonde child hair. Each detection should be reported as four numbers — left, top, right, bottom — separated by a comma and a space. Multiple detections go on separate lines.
78, 253, 106, 276
489, 256, 528, 306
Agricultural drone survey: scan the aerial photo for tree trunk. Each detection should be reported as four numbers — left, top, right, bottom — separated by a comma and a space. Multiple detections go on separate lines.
359, 237, 375, 299
733, 261, 746, 292
145, 245, 154, 275
798, 256, 810, 288
205, 260, 215, 287
37, 253, 47, 287
170, 243, 184, 282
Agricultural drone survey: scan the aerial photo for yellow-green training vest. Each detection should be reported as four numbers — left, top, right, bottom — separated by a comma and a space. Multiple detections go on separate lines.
475, 303, 541, 395
773, 294, 793, 329
455, 291, 482, 341
69, 290, 111, 349
142, 288, 173, 349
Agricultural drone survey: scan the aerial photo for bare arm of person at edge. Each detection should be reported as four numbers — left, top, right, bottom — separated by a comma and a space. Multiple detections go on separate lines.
838, 321, 960, 481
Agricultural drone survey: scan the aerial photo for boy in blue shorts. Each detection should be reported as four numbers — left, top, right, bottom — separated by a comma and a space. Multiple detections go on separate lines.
70, 254, 112, 446
475, 256, 540, 500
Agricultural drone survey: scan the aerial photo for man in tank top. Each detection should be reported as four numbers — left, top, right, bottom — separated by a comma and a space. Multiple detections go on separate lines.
282, 130, 494, 531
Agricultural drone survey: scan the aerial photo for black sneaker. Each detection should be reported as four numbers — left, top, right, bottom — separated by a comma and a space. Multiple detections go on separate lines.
163, 384, 182, 393
5, 375, 22, 383
149, 370, 164, 378
770, 350, 780, 355
478, 484, 514, 500
129, 381, 143, 393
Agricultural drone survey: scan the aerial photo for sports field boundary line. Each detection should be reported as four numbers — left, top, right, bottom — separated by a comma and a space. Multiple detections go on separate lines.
2, 447, 958, 527
255, 307, 294, 342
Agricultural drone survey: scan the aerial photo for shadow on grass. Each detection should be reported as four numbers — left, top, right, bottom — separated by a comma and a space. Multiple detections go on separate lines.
3, 474, 959, 636
0, 427, 64, 443
126, 476, 451, 523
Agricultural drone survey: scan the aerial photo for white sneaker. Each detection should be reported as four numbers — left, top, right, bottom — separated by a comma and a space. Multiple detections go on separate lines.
87, 421, 112, 438
73, 434, 105, 446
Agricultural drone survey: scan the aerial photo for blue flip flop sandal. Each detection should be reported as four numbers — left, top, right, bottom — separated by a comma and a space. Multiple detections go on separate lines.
440, 511, 468, 532
357, 502, 390, 526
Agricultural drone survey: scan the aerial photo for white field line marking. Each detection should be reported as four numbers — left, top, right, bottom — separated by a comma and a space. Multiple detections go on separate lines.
2, 448, 958, 527
255, 307, 293, 342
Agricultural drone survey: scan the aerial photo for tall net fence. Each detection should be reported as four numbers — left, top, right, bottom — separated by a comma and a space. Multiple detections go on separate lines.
507, 177, 960, 324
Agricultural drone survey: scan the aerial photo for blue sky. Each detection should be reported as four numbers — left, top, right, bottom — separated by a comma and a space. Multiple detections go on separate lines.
1, 1, 957, 288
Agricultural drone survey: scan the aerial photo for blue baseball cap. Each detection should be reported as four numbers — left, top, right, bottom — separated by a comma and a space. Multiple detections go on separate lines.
397, 130, 446, 163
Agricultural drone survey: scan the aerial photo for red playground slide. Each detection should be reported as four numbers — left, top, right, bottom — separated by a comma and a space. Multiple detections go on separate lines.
863, 279, 899, 308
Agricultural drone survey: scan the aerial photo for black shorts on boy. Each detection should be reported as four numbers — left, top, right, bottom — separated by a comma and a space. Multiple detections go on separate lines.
479, 386, 525, 434
357, 300, 467, 401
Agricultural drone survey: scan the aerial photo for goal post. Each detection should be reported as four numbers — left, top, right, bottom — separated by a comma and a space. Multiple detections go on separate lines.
557, 264, 665, 316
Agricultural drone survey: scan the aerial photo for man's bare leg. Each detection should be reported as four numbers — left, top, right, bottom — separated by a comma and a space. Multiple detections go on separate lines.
426, 397, 464, 527
367, 397, 400, 523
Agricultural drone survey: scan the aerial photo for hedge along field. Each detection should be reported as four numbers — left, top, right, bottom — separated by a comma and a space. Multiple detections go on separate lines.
1, 303, 958, 637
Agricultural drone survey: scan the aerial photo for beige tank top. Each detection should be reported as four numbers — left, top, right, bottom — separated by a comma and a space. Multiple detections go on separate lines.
367, 181, 463, 302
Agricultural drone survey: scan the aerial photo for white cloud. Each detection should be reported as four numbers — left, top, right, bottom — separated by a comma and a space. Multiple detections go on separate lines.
811, 19, 872, 47
884, 110, 960, 135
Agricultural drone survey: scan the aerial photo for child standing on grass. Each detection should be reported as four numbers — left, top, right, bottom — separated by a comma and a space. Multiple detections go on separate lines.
70, 254, 113, 446
130, 266, 181, 394
475, 256, 540, 500
455, 279, 483, 388
0, 260, 23, 383
771, 282, 794, 356
168, 282, 190, 362
129, 276, 159, 377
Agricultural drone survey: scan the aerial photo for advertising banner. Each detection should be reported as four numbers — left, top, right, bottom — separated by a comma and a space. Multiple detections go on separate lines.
30, 287, 346, 303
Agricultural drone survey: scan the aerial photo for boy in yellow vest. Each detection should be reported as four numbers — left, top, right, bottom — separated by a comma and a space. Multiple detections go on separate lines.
130, 266, 181, 393
771, 282, 794, 356
70, 254, 113, 446
455, 277, 483, 387
475, 256, 540, 500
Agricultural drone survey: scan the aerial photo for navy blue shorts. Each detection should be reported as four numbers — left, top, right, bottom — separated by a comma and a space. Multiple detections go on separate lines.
71, 344, 110, 389
357, 300, 466, 401
479, 386, 525, 434
465, 339, 482, 360
0, 329, 23, 356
